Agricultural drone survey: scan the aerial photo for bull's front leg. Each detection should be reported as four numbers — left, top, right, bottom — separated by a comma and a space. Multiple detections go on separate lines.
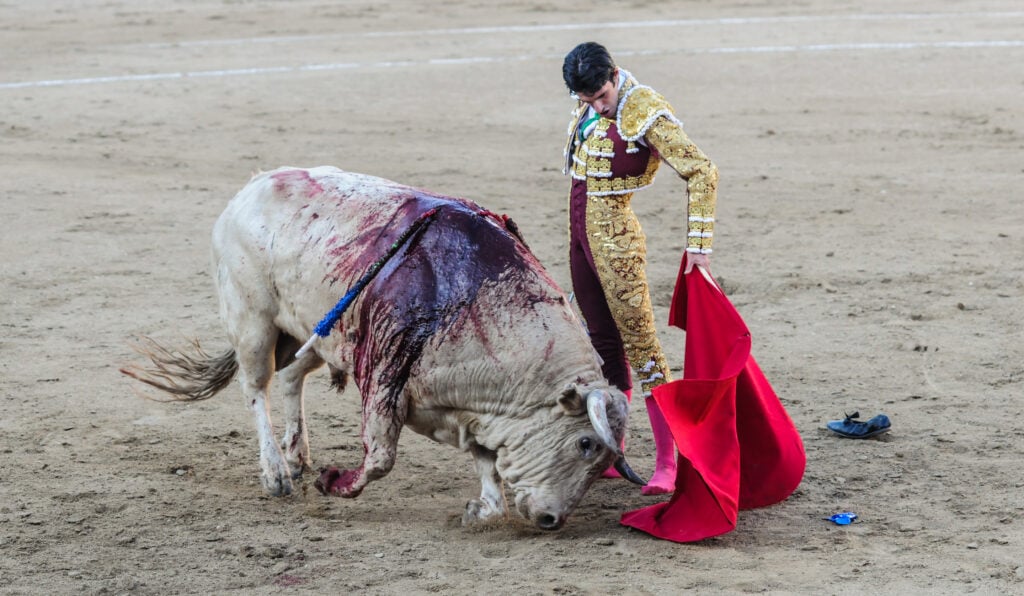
462, 444, 507, 525
315, 390, 404, 498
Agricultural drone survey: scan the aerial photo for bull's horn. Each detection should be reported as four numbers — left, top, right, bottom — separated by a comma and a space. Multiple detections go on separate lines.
614, 456, 647, 486
586, 390, 648, 486
585, 389, 619, 452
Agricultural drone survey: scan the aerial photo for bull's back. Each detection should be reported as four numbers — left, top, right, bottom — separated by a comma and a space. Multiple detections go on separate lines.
214, 166, 408, 267
214, 166, 602, 414
213, 166, 566, 338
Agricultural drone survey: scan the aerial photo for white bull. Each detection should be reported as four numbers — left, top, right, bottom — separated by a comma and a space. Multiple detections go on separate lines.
122, 166, 642, 530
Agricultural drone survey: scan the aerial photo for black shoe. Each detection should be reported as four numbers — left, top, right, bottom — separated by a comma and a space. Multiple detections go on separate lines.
826, 411, 891, 439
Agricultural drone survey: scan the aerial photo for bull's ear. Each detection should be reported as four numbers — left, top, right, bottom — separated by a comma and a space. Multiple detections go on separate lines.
558, 383, 585, 415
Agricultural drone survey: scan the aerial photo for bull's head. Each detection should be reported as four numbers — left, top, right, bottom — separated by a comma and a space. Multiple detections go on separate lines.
495, 382, 644, 530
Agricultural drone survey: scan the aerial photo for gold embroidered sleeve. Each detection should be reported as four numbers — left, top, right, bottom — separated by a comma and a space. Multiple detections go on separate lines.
645, 116, 719, 254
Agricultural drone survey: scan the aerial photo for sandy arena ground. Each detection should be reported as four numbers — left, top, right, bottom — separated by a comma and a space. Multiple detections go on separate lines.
2, 1, 1023, 593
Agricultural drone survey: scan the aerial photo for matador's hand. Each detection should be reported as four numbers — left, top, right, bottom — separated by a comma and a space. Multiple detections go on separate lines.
684, 252, 711, 274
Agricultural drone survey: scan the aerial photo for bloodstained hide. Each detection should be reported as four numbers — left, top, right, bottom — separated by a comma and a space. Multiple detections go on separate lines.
348, 193, 550, 417
270, 168, 326, 200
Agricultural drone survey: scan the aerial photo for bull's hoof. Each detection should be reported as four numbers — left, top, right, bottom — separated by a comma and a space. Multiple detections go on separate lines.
314, 466, 363, 498
261, 472, 293, 497
462, 498, 505, 526
280, 438, 311, 480
289, 460, 311, 480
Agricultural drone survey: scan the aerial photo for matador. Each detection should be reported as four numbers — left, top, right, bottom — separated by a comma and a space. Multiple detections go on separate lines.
562, 43, 718, 494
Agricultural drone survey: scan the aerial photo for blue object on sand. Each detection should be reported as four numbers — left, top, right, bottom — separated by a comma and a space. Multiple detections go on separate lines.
828, 512, 858, 525
826, 412, 891, 439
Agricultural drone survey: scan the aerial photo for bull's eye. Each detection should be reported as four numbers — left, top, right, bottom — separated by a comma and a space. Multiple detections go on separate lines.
577, 436, 600, 457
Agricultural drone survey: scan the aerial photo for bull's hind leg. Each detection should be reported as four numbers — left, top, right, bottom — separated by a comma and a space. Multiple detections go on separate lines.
315, 385, 407, 498
218, 263, 295, 496
275, 339, 324, 477
232, 325, 296, 496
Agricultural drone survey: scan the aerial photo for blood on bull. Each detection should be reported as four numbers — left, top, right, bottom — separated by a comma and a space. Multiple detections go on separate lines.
122, 166, 643, 530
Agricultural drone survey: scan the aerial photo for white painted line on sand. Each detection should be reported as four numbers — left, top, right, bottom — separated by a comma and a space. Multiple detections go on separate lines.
142, 12, 1024, 48
2, 39, 1022, 90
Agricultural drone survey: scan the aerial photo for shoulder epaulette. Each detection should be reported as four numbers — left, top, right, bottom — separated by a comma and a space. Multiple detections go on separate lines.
616, 86, 681, 141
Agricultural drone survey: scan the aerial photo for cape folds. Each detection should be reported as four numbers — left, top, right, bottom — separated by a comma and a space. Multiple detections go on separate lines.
620, 255, 806, 542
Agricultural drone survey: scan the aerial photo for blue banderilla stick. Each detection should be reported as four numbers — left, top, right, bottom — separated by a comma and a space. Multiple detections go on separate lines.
295, 207, 439, 359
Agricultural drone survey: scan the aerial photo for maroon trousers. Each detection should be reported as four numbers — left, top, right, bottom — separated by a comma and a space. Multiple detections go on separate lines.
569, 179, 632, 392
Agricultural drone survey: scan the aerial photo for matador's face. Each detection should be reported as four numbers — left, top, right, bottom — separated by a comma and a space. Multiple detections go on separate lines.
575, 69, 620, 120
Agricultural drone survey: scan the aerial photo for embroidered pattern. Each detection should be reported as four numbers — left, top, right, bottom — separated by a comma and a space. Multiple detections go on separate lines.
615, 77, 684, 142
562, 69, 720, 390
645, 117, 718, 253
583, 192, 673, 393
571, 118, 658, 196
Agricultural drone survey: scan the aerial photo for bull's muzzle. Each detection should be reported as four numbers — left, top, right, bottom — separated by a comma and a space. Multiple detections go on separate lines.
516, 494, 567, 531
534, 511, 566, 531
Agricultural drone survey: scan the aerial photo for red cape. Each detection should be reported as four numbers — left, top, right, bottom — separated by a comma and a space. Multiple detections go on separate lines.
620, 256, 806, 542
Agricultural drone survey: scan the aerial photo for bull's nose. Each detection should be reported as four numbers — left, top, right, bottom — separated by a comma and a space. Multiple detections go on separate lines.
535, 513, 564, 531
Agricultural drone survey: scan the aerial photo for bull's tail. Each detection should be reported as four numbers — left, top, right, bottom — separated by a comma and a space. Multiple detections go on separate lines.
120, 336, 238, 401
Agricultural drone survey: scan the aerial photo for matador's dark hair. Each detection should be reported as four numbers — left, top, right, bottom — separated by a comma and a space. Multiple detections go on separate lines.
562, 42, 616, 96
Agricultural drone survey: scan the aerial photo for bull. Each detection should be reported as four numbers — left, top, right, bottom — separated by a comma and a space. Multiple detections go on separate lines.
122, 166, 643, 530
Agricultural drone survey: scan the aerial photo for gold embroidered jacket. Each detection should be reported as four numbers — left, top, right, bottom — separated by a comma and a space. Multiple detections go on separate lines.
564, 70, 719, 254
562, 70, 720, 394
